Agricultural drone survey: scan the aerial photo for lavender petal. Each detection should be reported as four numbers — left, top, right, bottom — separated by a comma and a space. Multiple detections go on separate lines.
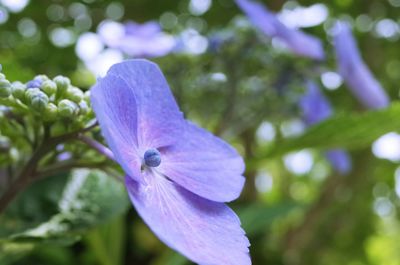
125, 175, 251, 265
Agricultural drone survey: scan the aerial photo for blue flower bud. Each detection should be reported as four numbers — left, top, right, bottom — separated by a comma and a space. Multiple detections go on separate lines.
26, 79, 42, 89
144, 148, 161, 167
41, 80, 57, 95
30, 91, 49, 112
53, 75, 71, 94
0, 79, 11, 98
58, 99, 78, 118
11, 81, 26, 100
66, 86, 84, 103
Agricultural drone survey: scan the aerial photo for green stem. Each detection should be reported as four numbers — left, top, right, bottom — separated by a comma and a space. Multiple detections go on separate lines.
36, 160, 108, 180
0, 140, 53, 214
0, 123, 99, 215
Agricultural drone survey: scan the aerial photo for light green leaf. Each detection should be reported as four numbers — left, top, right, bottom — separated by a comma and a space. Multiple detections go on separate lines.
265, 103, 400, 156
238, 202, 299, 236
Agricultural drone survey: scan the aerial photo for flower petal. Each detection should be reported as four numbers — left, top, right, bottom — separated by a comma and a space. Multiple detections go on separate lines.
333, 21, 389, 109
107, 59, 184, 149
235, 0, 324, 60
158, 121, 245, 202
91, 74, 142, 181
300, 81, 332, 125
126, 175, 251, 265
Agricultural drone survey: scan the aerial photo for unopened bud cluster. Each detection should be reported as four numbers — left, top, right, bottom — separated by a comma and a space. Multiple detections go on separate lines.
0, 71, 91, 122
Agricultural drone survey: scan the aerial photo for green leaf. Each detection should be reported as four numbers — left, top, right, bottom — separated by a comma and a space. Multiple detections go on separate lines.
3, 169, 129, 245
0, 242, 34, 265
84, 216, 126, 265
152, 249, 188, 265
265, 103, 400, 156
238, 202, 299, 237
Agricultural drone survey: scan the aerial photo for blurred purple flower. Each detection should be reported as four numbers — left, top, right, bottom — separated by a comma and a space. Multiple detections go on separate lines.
325, 149, 351, 175
57, 152, 72, 162
90, 60, 250, 265
300, 81, 351, 174
98, 20, 176, 58
235, 0, 325, 60
299, 81, 332, 125
333, 21, 389, 109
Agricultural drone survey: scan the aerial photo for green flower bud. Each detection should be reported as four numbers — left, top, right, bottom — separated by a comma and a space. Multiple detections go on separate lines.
83, 90, 90, 103
78, 100, 89, 115
9, 147, 19, 162
66, 86, 84, 103
30, 91, 49, 112
34, 75, 49, 82
43, 103, 58, 121
11, 81, 26, 100
53, 75, 71, 95
0, 79, 11, 98
0, 135, 10, 152
25, 87, 41, 103
58, 99, 78, 118
50, 121, 67, 137
41, 80, 57, 95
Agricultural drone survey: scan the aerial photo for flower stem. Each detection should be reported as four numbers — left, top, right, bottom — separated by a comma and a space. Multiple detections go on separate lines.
77, 134, 115, 161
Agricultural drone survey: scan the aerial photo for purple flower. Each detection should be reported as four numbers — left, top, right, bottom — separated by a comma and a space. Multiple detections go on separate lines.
325, 149, 351, 175
98, 20, 176, 58
235, 0, 325, 60
90, 60, 251, 265
300, 81, 351, 174
299, 81, 332, 125
333, 21, 389, 109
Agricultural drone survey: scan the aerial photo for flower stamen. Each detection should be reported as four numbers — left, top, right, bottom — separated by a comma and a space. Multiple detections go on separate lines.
144, 148, 161, 167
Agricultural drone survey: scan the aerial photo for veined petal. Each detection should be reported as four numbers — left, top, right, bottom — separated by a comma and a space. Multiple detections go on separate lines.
107, 59, 184, 150
91, 74, 142, 182
126, 175, 251, 265
158, 121, 245, 202
235, 0, 325, 60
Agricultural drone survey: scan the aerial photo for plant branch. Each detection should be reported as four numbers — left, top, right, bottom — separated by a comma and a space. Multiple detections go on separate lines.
36, 160, 108, 180
0, 122, 99, 215
0, 141, 53, 214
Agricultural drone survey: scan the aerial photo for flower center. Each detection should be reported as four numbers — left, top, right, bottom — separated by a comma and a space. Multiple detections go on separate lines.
143, 148, 161, 167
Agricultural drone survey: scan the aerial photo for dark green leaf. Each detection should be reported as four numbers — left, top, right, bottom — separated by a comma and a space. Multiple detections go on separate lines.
3, 169, 129, 245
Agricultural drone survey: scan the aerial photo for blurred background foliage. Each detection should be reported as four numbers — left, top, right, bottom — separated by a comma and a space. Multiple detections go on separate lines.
1, 0, 400, 264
